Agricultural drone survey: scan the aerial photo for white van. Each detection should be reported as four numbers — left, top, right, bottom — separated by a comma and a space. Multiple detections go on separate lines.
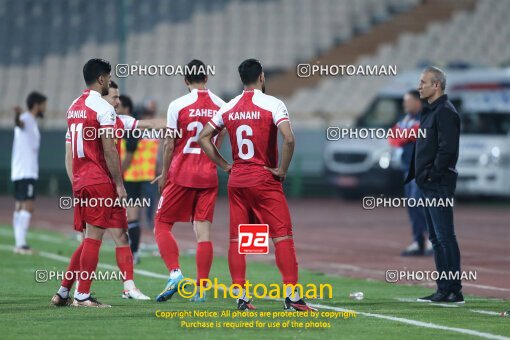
324, 68, 510, 198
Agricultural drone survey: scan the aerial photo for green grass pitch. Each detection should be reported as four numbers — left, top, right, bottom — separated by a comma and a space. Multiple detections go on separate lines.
0, 225, 508, 339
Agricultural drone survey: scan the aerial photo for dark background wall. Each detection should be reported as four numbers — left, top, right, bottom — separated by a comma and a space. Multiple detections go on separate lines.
0, 128, 331, 198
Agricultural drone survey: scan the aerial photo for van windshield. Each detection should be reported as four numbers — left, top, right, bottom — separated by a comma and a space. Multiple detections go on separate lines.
461, 112, 510, 135
357, 97, 403, 129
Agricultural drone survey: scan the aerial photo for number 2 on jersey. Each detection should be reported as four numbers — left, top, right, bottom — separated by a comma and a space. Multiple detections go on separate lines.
183, 121, 203, 154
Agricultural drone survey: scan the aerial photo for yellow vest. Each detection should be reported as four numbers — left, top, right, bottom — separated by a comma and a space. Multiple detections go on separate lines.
121, 138, 159, 182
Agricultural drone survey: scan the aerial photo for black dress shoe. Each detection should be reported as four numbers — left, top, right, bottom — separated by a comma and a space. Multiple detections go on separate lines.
430, 291, 450, 302
417, 291, 447, 302
444, 291, 464, 304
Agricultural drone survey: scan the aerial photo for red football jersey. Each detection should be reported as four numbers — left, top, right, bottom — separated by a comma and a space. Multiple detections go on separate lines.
166, 89, 225, 188
67, 114, 138, 173
209, 89, 290, 187
65, 89, 117, 191
114, 114, 138, 153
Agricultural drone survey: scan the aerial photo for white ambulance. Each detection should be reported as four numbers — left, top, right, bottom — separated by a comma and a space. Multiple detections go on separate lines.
324, 68, 510, 198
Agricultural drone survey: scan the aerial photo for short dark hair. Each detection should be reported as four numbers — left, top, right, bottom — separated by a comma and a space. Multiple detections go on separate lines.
119, 95, 133, 113
109, 80, 118, 89
185, 59, 207, 84
26, 92, 47, 110
407, 89, 420, 100
83, 58, 111, 85
238, 59, 263, 85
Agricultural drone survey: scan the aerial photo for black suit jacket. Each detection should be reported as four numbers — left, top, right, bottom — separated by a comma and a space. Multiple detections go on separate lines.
405, 94, 460, 189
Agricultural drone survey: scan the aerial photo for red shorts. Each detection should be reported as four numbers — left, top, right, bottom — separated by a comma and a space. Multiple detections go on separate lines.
228, 180, 293, 239
155, 181, 218, 223
73, 183, 128, 232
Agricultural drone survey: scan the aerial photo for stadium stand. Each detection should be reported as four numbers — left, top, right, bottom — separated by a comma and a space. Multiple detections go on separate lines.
0, 0, 420, 126
285, 0, 510, 122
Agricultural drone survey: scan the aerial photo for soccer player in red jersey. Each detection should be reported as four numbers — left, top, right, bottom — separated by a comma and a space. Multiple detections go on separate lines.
50, 59, 128, 307
52, 81, 167, 305
198, 59, 317, 311
154, 59, 225, 302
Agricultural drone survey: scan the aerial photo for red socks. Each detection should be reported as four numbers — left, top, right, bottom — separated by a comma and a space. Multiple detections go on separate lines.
61, 242, 84, 289
196, 241, 213, 286
154, 220, 180, 271
228, 240, 246, 285
154, 220, 213, 285
78, 238, 102, 294
115, 246, 134, 281
275, 238, 298, 285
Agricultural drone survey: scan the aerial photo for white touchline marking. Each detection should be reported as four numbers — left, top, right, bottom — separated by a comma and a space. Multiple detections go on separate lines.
0, 228, 63, 244
2, 227, 509, 293
320, 261, 510, 293
38, 248, 168, 279
308, 302, 509, 340
419, 281, 510, 293
396, 298, 506, 316
396, 298, 459, 308
0, 228, 114, 253
1, 243, 508, 340
463, 283, 510, 292
470, 310, 501, 316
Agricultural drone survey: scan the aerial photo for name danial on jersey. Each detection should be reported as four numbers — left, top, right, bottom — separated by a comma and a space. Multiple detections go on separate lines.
189, 108, 217, 118
67, 110, 87, 119
228, 111, 261, 121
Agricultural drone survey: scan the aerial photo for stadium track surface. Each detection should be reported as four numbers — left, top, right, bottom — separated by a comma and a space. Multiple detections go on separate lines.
0, 196, 508, 299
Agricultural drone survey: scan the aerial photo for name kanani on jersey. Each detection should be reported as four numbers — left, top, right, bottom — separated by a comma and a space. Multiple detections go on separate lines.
209, 89, 289, 187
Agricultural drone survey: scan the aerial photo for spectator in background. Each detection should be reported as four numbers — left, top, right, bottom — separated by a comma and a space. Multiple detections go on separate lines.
11, 92, 47, 254
120, 97, 160, 263
143, 98, 158, 117
139, 99, 159, 231
389, 90, 432, 257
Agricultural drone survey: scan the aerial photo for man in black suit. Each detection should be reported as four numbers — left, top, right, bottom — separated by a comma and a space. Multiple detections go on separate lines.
406, 66, 463, 303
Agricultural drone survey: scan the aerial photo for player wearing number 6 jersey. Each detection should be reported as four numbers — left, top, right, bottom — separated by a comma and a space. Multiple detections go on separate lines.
154, 59, 226, 303
199, 59, 316, 312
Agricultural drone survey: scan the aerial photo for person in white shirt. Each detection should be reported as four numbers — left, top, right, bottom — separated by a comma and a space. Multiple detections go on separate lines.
11, 92, 47, 254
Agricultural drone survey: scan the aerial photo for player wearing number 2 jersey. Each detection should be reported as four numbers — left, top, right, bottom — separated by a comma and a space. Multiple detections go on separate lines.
199, 59, 316, 312
155, 59, 225, 303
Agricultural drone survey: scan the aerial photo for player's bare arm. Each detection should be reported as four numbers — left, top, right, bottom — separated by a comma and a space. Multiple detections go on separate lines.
64, 142, 73, 183
156, 136, 175, 193
14, 106, 24, 128
121, 151, 134, 173
265, 121, 295, 182
101, 130, 127, 200
198, 123, 231, 172
215, 128, 227, 148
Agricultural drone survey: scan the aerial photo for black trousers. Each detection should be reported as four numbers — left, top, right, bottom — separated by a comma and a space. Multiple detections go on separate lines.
420, 183, 462, 293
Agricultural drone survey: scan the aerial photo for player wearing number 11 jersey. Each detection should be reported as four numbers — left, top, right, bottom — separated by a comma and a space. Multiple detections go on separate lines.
199, 59, 316, 311
155, 59, 225, 302
51, 59, 126, 308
